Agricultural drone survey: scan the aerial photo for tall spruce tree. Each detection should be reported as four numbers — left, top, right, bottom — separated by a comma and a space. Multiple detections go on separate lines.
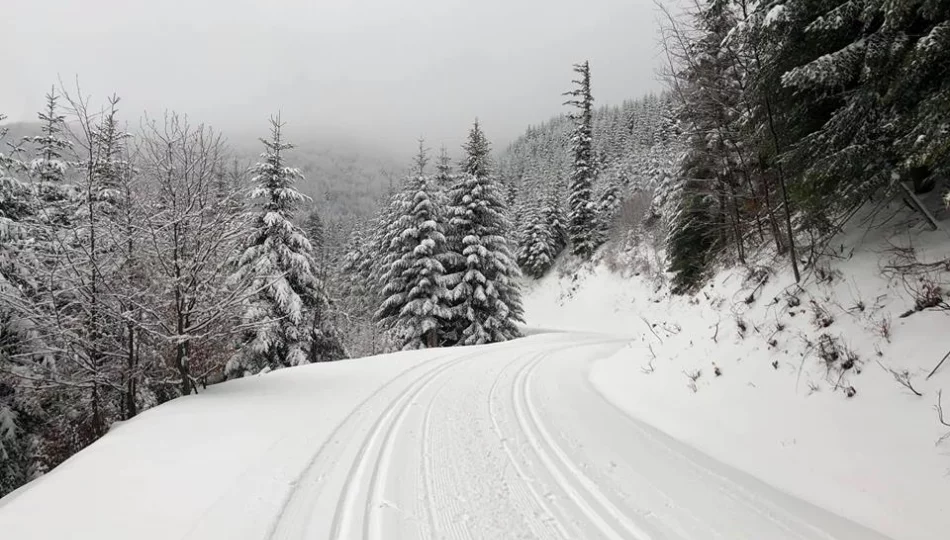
444, 121, 523, 345
228, 116, 341, 376
564, 61, 597, 259
25, 89, 72, 224
375, 141, 452, 349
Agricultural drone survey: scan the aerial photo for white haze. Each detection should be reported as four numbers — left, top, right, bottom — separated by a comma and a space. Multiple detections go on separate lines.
2, 0, 665, 154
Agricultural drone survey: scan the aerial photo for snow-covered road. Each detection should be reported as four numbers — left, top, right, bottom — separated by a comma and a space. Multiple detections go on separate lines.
0, 333, 890, 539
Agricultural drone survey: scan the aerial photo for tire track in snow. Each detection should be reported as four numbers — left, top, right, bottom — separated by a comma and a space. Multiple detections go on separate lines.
512, 351, 653, 540
330, 350, 481, 540
265, 352, 452, 540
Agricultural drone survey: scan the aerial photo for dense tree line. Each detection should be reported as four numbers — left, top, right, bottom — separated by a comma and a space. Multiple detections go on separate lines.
343, 121, 524, 352
499, 0, 948, 295
0, 90, 344, 496
499, 81, 678, 279
659, 0, 949, 292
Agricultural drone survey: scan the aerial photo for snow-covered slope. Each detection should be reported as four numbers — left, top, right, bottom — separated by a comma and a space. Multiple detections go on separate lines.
524, 223, 950, 540
0, 331, 895, 539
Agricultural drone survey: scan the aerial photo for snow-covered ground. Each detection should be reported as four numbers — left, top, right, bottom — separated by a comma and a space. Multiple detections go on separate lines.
525, 221, 950, 540
0, 330, 897, 539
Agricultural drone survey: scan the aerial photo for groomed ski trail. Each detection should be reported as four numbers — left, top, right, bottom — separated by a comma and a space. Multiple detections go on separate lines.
0, 333, 895, 540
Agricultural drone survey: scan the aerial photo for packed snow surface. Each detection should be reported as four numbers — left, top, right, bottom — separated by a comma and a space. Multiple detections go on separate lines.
0, 332, 899, 539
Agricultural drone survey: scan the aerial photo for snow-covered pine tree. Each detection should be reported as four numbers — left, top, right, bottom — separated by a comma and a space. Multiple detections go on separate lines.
563, 61, 597, 259
340, 206, 407, 356
659, 0, 760, 288
90, 96, 142, 418
434, 146, 454, 192
24, 88, 72, 220
517, 200, 556, 279
497, 94, 673, 213
667, 191, 716, 295
444, 120, 524, 345
505, 174, 519, 207
0, 115, 36, 495
543, 185, 569, 257
593, 168, 622, 247
0, 115, 33, 233
509, 196, 527, 252
374, 141, 452, 349
303, 209, 325, 252
886, 1, 950, 193
47, 94, 127, 442
761, 0, 950, 219
370, 189, 411, 313
228, 116, 342, 376
302, 207, 332, 284
90, 95, 128, 212
2, 92, 134, 462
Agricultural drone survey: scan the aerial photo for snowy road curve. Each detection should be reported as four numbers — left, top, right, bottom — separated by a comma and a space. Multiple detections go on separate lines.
0, 333, 890, 539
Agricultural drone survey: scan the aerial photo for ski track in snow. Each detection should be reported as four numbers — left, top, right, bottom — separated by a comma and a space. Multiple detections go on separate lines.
268, 350, 471, 540
514, 351, 652, 540
337, 351, 475, 540
486, 353, 572, 540
0, 333, 900, 539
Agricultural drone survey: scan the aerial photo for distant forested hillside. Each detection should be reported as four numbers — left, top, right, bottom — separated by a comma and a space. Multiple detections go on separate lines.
6, 120, 399, 225
229, 134, 400, 224
499, 93, 677, 199
496, 93, 680, 278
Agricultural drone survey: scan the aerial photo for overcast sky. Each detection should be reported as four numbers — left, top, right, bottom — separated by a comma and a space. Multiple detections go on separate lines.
3, 0, 667, 155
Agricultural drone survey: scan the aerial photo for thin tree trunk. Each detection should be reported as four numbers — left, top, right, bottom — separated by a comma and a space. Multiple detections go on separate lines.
761, 90, 800, 280
759, 166, 785, 253
126, 320, 137, 419
87, 173, 105, 437
739, 167, 765, 243
778, 175, 799, 281
728, 181, 745, 263
125, 216, 139, 418
174, 275, 192, 395
750, 43, 800, 281
716, 181, 729, 246
91, 384, 103, 439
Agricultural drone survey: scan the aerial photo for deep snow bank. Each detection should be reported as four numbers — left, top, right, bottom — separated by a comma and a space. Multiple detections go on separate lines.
523, 223, 950, 540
